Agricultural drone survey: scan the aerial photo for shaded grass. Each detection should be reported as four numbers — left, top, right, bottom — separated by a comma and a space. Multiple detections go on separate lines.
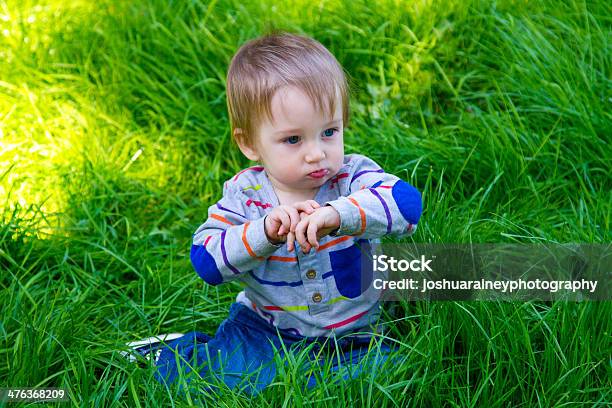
1, 0, 610, 406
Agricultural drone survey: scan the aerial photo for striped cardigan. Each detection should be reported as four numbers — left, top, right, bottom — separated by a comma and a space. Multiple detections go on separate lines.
191, 154, 422, 338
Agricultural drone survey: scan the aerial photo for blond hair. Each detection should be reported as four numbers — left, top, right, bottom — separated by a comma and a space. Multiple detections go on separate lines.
226, 31, 350, 147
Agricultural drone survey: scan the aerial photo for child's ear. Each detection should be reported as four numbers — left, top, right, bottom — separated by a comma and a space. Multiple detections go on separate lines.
234, 128, 260, 161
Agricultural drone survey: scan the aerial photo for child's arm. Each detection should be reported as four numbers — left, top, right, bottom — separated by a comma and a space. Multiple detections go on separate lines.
190, 182, 283, 286
327, 154, 422, 238
296, 154, 422, 250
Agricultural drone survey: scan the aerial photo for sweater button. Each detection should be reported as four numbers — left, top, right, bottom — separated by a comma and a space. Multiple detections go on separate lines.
312, 293, 323, 303
306, 269, 316, 279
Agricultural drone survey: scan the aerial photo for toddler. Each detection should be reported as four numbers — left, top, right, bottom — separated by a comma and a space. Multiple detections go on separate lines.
135, 31, 422, 396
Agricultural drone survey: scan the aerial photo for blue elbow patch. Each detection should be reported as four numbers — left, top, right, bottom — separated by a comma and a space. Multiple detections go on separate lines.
190, 244, 223, 286
392, 181, 422, 224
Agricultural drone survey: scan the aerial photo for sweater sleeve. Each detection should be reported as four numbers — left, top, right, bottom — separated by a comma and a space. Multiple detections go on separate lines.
190, 182, 280, 286
325, 154, 422, 239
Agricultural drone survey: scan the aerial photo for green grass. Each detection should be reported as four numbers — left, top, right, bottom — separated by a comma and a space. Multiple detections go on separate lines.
1, 0, 610, 406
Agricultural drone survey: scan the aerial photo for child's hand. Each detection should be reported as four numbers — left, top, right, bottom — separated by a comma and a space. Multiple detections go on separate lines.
286, 200, 320, 252
264, 200, 322, 250
264, 206, 301, 245
293, 206, 341, 253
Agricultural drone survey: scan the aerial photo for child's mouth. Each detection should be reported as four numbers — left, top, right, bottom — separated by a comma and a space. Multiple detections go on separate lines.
308, 169, 329, 179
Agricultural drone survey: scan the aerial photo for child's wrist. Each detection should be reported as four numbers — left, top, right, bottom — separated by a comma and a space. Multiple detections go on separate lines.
328, 206, 341, 226
324, 205, 341, 236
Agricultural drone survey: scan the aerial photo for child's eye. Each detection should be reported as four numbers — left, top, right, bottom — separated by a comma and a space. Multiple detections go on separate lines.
284, 136, 300, 144
323, 128, 338, 137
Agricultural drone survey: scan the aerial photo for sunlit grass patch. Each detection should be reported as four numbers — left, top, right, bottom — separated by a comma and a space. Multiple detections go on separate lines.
0, 80, 87, 236
0, 0, 108, 68
0, 0, 224, 238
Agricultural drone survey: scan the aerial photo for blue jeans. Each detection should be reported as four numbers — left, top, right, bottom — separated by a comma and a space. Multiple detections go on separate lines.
154, 302, 399, 396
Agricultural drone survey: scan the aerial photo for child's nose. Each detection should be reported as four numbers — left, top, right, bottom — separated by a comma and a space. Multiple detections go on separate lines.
305, 145, 325, 163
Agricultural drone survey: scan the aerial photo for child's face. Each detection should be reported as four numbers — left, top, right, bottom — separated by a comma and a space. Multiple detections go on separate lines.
239, 86, 344, 196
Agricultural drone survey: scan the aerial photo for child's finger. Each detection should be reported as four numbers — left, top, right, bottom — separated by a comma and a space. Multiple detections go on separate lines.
306, 200, 320, 210
307, 221, 319, 249
294, 218, 306, 244
294, 218, 310, 253
286, 231, 295, 252
277, 209, 291, 235
285, 206, 300, 232
293, 201, 315, 215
